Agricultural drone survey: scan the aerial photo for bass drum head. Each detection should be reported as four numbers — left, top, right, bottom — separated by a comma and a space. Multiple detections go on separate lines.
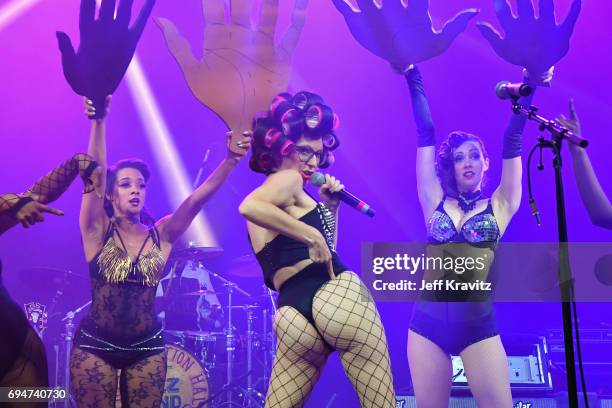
115, 343, 210, 407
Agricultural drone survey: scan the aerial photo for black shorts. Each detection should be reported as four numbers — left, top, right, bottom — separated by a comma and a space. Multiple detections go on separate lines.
277, 262, 347, 327
73, 321, 165, 369
409, 301, 499, 355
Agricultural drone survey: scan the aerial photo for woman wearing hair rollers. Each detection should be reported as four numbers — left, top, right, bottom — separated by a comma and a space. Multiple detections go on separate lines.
157, 0, 396, 404
239, 91, 396, 407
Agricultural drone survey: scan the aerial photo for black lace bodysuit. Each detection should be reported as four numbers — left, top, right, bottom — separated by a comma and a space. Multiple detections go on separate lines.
74, 222, 166, 369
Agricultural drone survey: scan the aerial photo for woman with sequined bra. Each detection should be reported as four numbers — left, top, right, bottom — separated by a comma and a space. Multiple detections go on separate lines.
332, 0, 580, 405
239, 92, 396, 407
68, 95, 249, 406
54, 0, 247, 405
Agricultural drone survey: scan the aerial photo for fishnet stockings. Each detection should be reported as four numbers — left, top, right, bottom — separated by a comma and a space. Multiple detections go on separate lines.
265, 272, 395, 408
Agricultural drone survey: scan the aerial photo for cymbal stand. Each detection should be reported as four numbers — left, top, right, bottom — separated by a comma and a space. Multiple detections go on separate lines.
53, 300, 91, 408
208, 270, 256, 406
245, 306, 255, 407
226, 281, 235, 406
262, 286, 276, 387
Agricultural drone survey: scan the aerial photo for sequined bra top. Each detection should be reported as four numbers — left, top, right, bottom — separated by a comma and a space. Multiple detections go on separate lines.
427, 197, 500, 244
93, 222, 164, 286
85, 222, 165, 341
252, 202, 348, 290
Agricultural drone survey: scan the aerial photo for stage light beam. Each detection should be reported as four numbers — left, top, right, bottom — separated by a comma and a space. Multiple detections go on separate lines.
0, 0, 41, 31
124, 56, 218, 247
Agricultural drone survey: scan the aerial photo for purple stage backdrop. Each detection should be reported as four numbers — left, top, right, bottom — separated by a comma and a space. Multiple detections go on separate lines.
0, 0, 611, 405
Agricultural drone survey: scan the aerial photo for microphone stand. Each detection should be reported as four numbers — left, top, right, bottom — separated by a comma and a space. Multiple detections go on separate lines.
512, 100, 589, 408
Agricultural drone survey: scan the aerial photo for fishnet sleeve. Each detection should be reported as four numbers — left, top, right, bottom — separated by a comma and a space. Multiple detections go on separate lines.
0, 153, 99, 233
24, 153, 100, 201
0, 193, 27, 216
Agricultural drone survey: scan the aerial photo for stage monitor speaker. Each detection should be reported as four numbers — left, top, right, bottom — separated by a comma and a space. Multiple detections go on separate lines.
450, 336, 553, 391
395, 395, 606, 408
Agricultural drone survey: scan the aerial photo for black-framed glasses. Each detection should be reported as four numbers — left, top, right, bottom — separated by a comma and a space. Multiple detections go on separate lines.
294, 145, 328, 164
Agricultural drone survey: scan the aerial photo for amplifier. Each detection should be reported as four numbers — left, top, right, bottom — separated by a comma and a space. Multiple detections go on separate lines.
547, 329, 612, 394
548, 329, 612, 344
450, 336, 552, 390
547, 329, 612, 363
394, 395, 607, 408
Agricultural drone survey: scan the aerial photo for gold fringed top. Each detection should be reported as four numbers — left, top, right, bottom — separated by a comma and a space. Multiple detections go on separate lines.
97, 233, 165, 287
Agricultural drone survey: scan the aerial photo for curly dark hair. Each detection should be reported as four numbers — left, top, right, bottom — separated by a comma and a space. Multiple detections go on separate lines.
104, 158, 155, 226
249, 92, 341, 175
436, 131, 489, 197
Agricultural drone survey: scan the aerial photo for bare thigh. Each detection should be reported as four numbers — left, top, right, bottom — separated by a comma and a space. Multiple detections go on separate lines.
407, 329, 452, 408
460, 335, 512, 408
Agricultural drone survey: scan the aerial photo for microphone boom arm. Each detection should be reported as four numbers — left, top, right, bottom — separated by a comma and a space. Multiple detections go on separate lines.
511, 101, 589, 148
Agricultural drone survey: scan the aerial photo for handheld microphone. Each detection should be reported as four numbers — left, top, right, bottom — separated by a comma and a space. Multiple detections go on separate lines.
496, 81, 533, 100
310, 172, 376, 217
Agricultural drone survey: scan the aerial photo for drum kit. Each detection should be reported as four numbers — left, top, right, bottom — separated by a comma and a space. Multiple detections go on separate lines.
17, 244, 276, 408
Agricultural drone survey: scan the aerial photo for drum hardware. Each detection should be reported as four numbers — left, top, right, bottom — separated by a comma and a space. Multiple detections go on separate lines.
205, 268, 253, 405
183, 289, 225, 296
261, 286, 276, 387
18, 267, 85, 288
223, 279, 243, 406
51, 300, 91, 408
20, 268, 85, 339
169, 244, 224, 263
164, 285, 276, 407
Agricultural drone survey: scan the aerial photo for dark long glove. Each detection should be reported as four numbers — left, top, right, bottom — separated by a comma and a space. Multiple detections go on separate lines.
405, 66, 436, 148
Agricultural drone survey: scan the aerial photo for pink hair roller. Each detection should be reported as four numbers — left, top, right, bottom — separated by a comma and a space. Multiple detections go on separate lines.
270, 95, 288, 116
264, 129, 282, 148
332, 113, 340, 130
279, 140, 294, 156
305, 105, 323, 129
280, 108, 296, 124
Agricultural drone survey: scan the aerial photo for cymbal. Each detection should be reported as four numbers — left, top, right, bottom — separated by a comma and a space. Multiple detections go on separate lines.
164, 330, 224, 338
164, 329, 186, 338
223, 304, 263, 310
169, 245, 224, 262
19, 267, 85, 286
182, 289, 223, 296
182, 330, 224, 338
15, 268, 88, 311
227, 254, 260, 278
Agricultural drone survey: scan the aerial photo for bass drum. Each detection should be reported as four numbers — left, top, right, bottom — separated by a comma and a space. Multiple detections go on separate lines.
115, 344, 210, 407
